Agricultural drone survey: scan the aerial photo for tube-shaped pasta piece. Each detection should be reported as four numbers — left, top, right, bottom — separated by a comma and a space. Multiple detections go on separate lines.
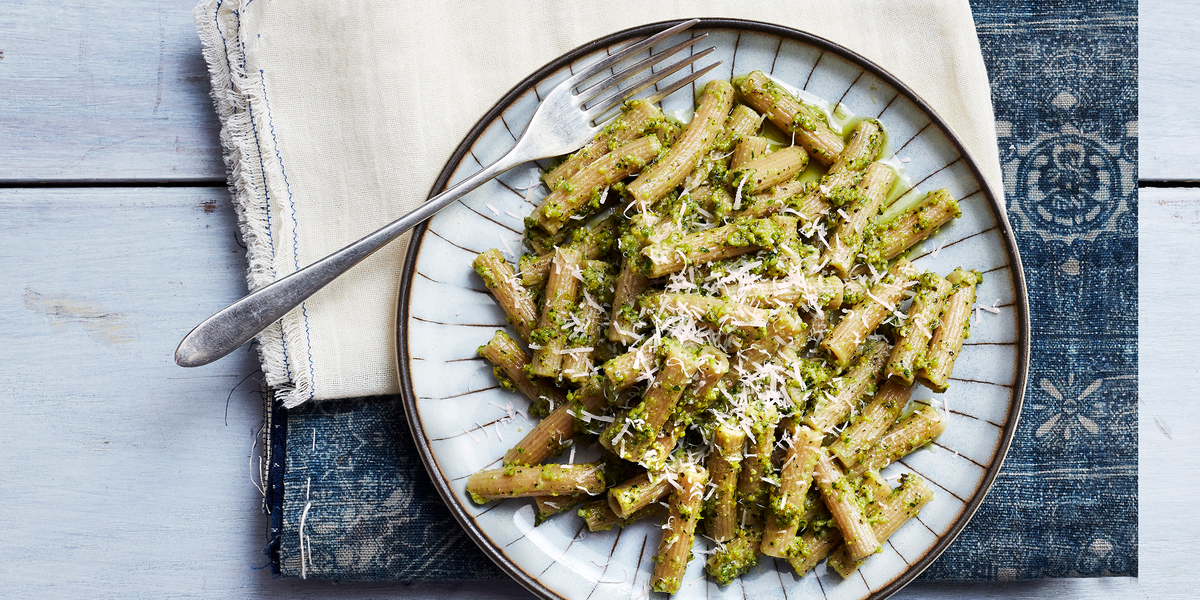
858, 470, 895, 512
691, 184, 735, 221
724, 104, 763, 140
723, 274, 844, 311
812, 449, 879, 561
479, 330, 566, 417
467, 463, 606, 504
519, 217, 617, 287
643, 224, 755, 277
529, 247, 583, 378
886, 272, 953, 384
640, 292, 772, 337
651, 465, 709, 594
731, 136, 771, 170
535, 135, 662, 234
864, 189, 962, 264
841, 277, 869, 306
706, 527, 763, 585
473, 249, 538, 341
822, 259, 918, 365
535, 493, 588, 525
729, 146, 809, 195
824, 161, 898, 276
761, 422, 823, 558
736, 403, 779, 525
578, 498, 666, 532
828, 474, 933, 577
544, 99, 668, 189
603, 344, 657, 391
828, 379, 914, 468
624, 348, 729, 472
608, 256, 650, 343
561, 261, 614, 383
737, 309, 807, 369
736, 71, 845, 165
804, 340, 891, 432
665, 345, 732, 434
827, 119, 884, 175
787, 524, 841, 576
629, 80, 735, 207
706, 424, 746, 543
642, 214, 798, 278
851, 403, 947, 475
816, 169, 864, 207
600, 341, 701, 463
637, 430, 680, 472
795, 119, 879, 221
561, 305, 605, 382
784, 490, 842, 576
608, 472, 672, 519
503, 377, 607, 466
734, 179, 817, 220
919, 268, 982, 392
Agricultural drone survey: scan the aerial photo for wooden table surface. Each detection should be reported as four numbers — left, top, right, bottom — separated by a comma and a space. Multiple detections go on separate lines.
0, 2, 1184, 597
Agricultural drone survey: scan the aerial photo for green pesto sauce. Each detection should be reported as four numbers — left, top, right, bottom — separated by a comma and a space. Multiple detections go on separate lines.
473, 262, 498, 289
705, 529, 762, 585
724, 216, 788, 248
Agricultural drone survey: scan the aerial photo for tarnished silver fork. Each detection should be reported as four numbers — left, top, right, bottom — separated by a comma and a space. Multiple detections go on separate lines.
176, 19, 720, 367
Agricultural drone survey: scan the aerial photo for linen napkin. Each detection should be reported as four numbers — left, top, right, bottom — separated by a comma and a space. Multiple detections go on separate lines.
194, 0, 1001, 409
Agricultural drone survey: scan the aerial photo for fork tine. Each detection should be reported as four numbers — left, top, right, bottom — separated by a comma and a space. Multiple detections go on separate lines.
583, 51, 719, 123
644, 60, 724, 105
576, 33, 709, 102
562, 18, 700, 90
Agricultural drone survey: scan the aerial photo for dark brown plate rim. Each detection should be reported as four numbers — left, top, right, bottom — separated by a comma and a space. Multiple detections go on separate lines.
397, 17, 1030, 600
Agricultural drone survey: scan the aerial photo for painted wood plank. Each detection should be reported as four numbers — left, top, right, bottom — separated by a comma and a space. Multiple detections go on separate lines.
1134, 188, 1200, 591
0, 1, 224, 181
1140, 0, 1200, 180
0, 188, 265, 594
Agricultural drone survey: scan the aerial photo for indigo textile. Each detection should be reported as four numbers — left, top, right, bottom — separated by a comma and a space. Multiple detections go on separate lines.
275, 396, 503, 580
920, 1, 1138, 580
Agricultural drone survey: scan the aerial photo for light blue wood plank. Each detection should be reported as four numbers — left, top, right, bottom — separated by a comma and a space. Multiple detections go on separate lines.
1135, 188, 1200, 593
0, 187, 265, 594
0, 1, 224, 181
1140, 0, 1200, 180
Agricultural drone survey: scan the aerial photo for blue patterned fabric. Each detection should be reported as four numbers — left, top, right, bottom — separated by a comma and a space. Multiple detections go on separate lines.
920, 0, 1138, 580
269, 1, 1137, 581
274, 396, 503, 580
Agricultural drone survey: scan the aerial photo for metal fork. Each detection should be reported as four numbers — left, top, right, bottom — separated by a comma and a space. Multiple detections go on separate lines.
176, 19, 720, 367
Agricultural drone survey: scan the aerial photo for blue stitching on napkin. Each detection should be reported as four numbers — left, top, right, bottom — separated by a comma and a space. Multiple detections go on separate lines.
259, 70, 317, 400
238, 26, 293, 382
213, 2, 234, 91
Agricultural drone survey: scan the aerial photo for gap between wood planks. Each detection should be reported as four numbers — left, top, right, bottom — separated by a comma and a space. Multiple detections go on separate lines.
1139, 179, 1200, 188
0, 179, 226, 188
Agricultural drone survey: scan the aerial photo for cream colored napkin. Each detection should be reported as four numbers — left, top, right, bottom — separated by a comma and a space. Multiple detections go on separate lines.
195, 0, 1001, 408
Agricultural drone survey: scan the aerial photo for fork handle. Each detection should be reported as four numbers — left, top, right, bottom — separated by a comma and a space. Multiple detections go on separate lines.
175, 143, 538, 368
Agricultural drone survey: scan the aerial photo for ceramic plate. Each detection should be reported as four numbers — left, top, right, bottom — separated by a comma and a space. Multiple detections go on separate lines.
398, 18, 1028, 600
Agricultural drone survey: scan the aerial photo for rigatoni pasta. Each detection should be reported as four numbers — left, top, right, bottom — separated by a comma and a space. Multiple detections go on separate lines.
463, 69, 989, 593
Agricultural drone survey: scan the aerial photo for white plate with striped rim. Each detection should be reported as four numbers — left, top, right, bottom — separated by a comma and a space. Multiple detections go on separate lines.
398, 18, 1028, 600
